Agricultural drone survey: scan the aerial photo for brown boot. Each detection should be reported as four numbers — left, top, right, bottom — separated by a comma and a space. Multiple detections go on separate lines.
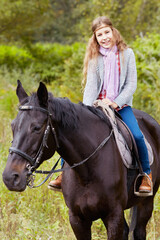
139, 172, 152, 193
48, 174, 62, 190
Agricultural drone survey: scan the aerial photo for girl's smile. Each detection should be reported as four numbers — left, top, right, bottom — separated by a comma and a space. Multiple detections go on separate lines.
95, 25, 113, 49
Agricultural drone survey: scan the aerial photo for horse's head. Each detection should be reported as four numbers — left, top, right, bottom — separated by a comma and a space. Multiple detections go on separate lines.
3, 80, 57, 191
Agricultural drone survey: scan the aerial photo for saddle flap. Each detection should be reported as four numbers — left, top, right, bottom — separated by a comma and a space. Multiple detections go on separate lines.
116, 115, 139, 159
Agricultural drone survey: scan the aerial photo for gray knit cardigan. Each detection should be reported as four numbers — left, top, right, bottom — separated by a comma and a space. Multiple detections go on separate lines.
83, 48, 137, 108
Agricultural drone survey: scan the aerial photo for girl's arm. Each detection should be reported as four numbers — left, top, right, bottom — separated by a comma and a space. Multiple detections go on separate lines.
114, 49, 137, 108
83, 59, 99, 106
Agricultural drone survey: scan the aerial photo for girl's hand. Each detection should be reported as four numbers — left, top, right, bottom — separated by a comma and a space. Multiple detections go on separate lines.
110, 102, 118, 109
102, 97, 112, 105
102, 98, 118, 109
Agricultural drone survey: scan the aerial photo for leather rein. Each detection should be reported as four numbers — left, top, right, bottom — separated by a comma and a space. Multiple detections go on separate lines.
9, 105, 113, 188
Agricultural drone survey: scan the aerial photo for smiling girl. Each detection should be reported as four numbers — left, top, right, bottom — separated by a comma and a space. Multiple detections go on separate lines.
82, 16, 152, 194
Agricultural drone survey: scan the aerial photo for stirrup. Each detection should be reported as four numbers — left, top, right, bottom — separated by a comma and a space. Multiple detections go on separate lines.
134, 173, 153, 197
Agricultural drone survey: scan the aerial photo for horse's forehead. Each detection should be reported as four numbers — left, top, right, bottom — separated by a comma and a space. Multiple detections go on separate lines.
15, 96, 39, 125
16, 105, 48, 128
16, 110, 37, 127
15, 111, 30, 128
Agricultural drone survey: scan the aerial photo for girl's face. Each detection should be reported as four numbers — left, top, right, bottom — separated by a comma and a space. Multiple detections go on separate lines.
95, 25, 113, 49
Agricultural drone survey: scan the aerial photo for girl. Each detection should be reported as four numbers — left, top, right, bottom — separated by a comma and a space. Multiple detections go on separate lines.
82, 16, 152, 194
49, 16, 152, 194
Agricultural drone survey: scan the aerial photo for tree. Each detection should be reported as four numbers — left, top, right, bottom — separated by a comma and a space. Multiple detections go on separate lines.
0, 0, 51, 43
40, 0, 88, 43
74, 0, 160, 42
0, 0, 159, 44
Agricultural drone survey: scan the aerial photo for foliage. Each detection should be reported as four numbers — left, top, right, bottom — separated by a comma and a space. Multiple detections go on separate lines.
44, 0, 87, 43
132, 33, 160, 83
0, 45, 33, 69
0, 0, 51, 43
0, 42, 85, 102
41, 0, 160, 43
0, 0, 159, 44
131, 33, 160, 121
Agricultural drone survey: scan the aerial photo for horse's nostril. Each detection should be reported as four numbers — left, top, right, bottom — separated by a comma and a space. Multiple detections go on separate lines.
12, 173, 20, 185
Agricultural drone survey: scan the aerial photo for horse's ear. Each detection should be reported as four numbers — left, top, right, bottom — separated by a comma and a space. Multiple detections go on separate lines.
16, 80, 28, 104
37, 82, 48, 108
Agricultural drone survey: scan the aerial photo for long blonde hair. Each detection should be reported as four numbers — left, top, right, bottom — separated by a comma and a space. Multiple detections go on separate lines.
82, 16, 127, 87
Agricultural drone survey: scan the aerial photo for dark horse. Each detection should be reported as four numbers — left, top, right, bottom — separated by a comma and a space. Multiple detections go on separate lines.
3, 81, 160, 240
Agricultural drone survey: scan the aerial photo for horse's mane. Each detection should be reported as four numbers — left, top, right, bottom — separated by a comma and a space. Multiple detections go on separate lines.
79, 102, 110, 123
50, 94, 110, 129
49, 94, 79, 129
28, 92, 110, 129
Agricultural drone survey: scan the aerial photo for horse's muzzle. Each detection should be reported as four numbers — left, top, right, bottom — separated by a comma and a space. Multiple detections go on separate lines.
2, 169, 27, 192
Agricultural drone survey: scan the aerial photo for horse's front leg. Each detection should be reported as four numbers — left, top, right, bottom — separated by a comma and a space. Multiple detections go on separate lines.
123, 215, 129, 240
102, 206, 124, 240
132, 196, 154, 240
69, 209, 92, 240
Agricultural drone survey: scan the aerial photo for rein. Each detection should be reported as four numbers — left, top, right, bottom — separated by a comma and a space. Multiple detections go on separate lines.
9, 105, 113, 188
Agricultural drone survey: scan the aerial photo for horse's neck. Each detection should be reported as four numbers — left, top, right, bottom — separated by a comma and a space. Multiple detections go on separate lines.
57, 130, 90, 182
57, 114, 110, 183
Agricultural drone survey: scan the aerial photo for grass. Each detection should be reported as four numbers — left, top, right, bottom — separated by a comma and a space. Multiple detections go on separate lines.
0, 69, 160, 240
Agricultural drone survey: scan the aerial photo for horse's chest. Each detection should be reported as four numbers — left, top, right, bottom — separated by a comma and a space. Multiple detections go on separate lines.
69, 189, 108, 219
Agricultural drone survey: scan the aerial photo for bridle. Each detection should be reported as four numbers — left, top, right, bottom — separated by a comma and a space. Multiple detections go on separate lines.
9, 105, 60, 175
9, 104, 113, 188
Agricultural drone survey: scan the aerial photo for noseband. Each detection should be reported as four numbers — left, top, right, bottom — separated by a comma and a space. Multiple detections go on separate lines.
9, 105, 59, 173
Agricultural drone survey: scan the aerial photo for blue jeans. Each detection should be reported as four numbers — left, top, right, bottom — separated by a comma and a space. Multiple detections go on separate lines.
118, 106, 151, 174
61, 157, 64, 167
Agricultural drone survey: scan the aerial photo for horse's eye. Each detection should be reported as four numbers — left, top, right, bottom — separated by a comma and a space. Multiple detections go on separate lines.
30, 123, 43, 133
30, 124, 41, 132
33, 126, 41, 132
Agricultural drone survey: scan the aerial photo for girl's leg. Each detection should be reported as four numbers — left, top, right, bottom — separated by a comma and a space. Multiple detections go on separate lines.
118, 106, 151, 174
61, 157, 64, 167
48, 157, 64, 190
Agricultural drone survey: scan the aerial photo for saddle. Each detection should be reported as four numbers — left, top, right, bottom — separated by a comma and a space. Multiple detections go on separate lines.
93, 100, 153, 169
115, 113, 139, 166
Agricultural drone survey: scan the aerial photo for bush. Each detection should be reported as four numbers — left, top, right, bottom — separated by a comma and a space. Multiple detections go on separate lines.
0, 45, 33, 70
0, 43, 85, 103
131, 33, 160, 122
132, 33, 160, 84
